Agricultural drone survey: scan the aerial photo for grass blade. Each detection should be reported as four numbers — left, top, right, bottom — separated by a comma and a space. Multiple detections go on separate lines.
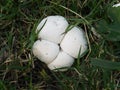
91, 58, 120, 70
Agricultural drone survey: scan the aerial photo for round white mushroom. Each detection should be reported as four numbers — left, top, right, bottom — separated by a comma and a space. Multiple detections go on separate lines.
113, 3, 120, 7
60, 26, 87, 58
48, 51, 74, 71
32, 40, 59, 64
36, 15, 69, 44
33, 15, 88, 71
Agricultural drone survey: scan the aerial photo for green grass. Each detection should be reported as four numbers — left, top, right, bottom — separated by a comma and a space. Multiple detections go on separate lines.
0, 0, 120, 90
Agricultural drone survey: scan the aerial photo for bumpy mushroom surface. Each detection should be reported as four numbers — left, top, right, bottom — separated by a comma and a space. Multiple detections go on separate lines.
32, 40, 59, 64
36, 15, 69, 44
60, 26, 87, 58
48, 51, 74, 71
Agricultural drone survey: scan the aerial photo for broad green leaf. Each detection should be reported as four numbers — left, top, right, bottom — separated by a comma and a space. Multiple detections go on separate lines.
91, 58, 120, 70
96, 6, 120, 41
108, 7, 120, 23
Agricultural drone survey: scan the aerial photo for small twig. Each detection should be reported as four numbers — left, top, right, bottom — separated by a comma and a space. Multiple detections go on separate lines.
84, 24, 91, 61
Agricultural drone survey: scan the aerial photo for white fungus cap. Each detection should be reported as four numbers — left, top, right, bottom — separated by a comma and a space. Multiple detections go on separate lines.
33, 15, 88, 71
60, 26, 87, 58
32, 40, 59, 64
36, 15, 69, 44
113, 3, 120, 7
48, 51, 74, 71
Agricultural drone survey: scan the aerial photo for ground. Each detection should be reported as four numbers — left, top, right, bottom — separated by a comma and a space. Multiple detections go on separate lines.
0, 0, 120, 90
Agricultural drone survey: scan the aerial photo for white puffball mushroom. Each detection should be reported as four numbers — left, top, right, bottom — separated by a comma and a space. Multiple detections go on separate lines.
33, 15, 88, 72
113, 3, 120, 7
36, 15, 69, 44
32, 40, 59, 64
60, 26, 87, 58
48, 51, 74, 71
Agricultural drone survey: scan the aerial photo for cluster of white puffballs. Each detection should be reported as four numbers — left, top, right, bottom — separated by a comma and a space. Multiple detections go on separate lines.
32, 15, 87, 71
